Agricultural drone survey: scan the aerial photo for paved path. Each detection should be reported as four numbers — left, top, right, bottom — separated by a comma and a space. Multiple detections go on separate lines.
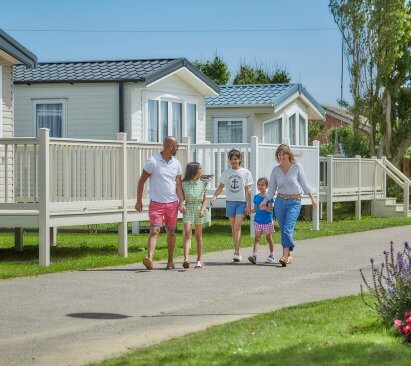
0, 226, 410, 365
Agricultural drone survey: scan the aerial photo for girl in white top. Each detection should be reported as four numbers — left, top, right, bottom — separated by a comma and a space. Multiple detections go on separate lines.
261, 144, 317, 267
211, 149, 253, 263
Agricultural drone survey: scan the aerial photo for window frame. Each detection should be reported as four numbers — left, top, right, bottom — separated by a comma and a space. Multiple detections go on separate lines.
284, 104, 308, 146
143, 91, 200, 143
213, 117, 248, 143
32, 98, 68, 138
262, 115, 284, 144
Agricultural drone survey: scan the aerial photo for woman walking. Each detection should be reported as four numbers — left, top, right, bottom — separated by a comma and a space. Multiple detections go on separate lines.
260, 144, 317, 267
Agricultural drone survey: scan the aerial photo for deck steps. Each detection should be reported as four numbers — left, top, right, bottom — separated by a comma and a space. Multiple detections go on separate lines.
371, 197, 411, 218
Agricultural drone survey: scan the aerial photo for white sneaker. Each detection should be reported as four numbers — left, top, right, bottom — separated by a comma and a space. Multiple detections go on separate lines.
233, 254, 242, 263
265, 255, 275, 263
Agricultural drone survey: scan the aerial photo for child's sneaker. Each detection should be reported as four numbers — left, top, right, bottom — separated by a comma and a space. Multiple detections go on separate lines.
248, 255, 257, 264
233, 254, 242, 263
265, 255, 275, 263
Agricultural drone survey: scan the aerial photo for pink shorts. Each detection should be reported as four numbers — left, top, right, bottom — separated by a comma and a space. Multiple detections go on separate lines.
149, 200, 179, 229
253, 221, 275, 235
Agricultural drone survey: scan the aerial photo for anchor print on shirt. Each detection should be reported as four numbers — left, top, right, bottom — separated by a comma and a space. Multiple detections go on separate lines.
229, 175, 242, 193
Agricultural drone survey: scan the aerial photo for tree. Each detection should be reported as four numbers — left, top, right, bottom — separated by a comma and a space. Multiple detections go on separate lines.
233, 62, 291, 84
329, 0, 411, 165
192, 56, 230, 85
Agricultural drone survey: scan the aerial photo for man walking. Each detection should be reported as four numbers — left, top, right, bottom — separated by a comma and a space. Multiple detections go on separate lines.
135, 136, 186, 270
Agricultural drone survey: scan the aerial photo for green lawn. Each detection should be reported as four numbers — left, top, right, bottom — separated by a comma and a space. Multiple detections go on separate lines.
1, 216, 411, 280
93, 294, 411, 366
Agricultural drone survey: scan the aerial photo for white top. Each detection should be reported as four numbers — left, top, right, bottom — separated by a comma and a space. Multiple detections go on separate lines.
143, 153, 182, 203
266, 163, 312, 199
218, 167, 254, 202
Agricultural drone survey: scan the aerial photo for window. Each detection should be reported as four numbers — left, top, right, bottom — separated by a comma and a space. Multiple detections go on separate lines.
34, 100, 66, 138
148, 100, 159, 142
263, 118, 282, 144
147, 99, 183, 142
214, 118, 247, 143
161, 101, 168, 141
299, 114, 307, 145
289, 114, 296, 145
172, 102, 182, 141
186, 103, 196, 144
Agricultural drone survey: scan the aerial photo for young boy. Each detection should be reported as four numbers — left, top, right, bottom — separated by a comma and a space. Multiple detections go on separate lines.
248, 178, 275, 264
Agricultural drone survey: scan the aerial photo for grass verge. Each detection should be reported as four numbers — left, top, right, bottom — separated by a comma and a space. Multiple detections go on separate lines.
93, 294, 411, 366
1, 216, 411, 280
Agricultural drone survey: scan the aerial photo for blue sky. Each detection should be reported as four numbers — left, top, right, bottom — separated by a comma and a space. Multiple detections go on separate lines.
1, 0, 350, 105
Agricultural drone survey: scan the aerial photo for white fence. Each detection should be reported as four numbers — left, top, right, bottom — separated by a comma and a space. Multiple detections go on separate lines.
0, 129, 190, 266
319, 155, 410, 221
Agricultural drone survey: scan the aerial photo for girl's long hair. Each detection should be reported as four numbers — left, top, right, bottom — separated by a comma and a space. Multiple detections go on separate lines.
183, 162, 201, 181
275, 144, 299, 164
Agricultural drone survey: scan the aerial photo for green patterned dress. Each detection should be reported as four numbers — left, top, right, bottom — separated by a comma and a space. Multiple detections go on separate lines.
182, 179, 209, 225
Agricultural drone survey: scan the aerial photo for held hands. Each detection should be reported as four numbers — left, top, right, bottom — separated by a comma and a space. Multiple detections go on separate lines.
199, 209, 205, 218
312, 199, 318, 209
179, 203, 186, 214
245, 205, 251, 216
259, 199, 268, 210
210, 196, 217, 206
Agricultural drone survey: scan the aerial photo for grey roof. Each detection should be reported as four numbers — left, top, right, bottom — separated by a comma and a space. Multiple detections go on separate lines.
206, 83, 325, 117
0, 28, 37, 67
13, 58, 219, 93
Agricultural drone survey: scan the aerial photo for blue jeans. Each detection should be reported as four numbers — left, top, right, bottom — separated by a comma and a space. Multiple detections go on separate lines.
274, 197, 301, 250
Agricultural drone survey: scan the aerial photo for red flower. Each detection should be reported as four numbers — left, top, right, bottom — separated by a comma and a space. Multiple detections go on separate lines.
404, 325, 411, 335
394, 319, 403, 329
404, 311, 411, 318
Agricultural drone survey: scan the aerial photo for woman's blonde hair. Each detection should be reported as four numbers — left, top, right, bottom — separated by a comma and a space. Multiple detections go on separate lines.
275, 144, 298, 164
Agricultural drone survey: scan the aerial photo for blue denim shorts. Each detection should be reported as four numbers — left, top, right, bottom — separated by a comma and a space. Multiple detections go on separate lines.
226, 200, 247, 218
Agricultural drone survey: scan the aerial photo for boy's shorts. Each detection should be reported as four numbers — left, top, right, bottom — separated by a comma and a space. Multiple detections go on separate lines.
253, 221, 275, 235
226, 200, 247, 218
149, 200, 179, 230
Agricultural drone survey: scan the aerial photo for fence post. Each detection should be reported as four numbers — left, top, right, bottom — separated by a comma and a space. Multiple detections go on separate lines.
382, 156, 387, 199
404, 181, 409, 217
355, 155, 362, 220
117, 133, 128, 258
312, 140, 320, 230
250, 136, 259, 237
39, 128, 50, 266
326, 155, 333, 222
182, 136, 191, 167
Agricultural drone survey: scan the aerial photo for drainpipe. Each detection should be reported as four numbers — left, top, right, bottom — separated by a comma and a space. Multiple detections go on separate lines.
118, 82, 124, 133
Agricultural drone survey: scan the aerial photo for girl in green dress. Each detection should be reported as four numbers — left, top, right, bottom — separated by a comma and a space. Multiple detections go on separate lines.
181, 162, 209, 269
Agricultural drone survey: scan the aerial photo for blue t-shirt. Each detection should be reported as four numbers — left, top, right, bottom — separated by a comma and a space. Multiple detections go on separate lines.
253, 194, 274, 225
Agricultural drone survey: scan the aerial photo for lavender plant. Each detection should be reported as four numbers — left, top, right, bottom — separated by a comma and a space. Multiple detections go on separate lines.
360, 241, 411, 325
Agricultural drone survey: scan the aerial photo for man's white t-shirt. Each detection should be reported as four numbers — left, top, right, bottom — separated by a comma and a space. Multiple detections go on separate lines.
218, 167, 254, 202
143, 153, 182, 203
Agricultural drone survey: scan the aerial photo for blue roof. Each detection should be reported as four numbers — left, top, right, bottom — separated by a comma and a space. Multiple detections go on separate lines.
206, 83, 325, 117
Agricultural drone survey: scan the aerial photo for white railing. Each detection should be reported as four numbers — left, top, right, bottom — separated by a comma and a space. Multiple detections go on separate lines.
1, 132, 189, 207
319, 155, 410, 220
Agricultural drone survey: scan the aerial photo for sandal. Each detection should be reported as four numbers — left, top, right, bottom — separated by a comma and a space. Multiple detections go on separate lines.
143, 257, 153, 270
279, 257, 288, 267
166, 262, 175, 270
183, 260, 190, 269
194, 261, 203, 269
287, 255, 293, 264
